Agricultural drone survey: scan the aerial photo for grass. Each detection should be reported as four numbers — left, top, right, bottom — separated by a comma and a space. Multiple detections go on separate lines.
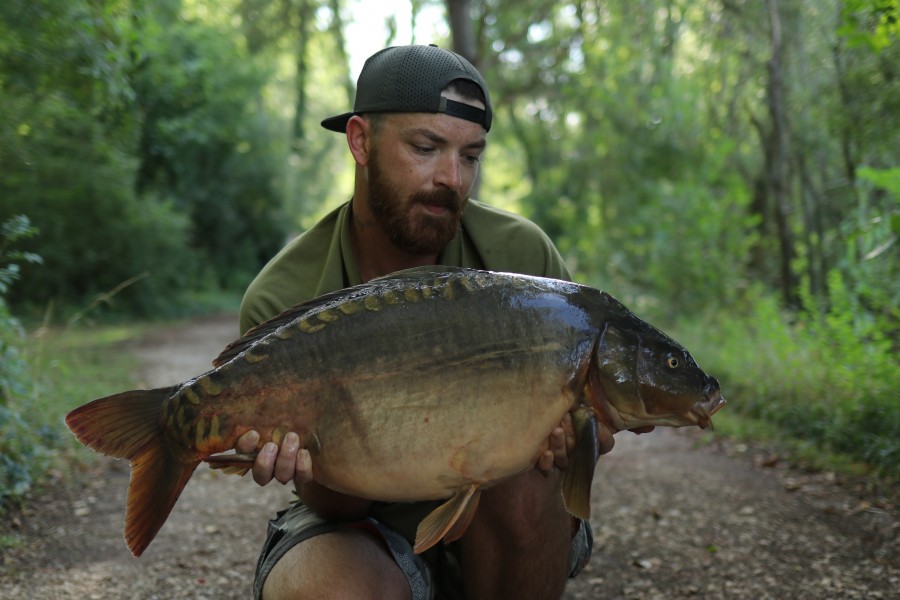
0, 321, 151, 511
27, 322, 149, 440
709, 410, 876, 479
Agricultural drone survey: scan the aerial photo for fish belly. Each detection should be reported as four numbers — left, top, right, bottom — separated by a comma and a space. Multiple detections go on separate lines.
308, 362, 578, 501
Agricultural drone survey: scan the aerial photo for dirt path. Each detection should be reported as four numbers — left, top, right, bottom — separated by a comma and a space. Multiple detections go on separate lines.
1, 315, 897, 599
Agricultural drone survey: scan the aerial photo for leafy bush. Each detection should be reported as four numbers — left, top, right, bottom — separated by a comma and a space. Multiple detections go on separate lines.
0, 405, 53, 507
0, 215, 40, 403
0, 215, 51, 508
677, 280, 900, 476
1, 0, 285, 320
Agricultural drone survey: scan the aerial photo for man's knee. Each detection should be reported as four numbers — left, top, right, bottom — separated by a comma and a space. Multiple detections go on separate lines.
261, 529, 412, 600
471, 470, 570, 550
482, 470, 565, 521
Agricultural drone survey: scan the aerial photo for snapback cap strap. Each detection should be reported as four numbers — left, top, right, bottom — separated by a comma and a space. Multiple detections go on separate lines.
439, 97, 488, 128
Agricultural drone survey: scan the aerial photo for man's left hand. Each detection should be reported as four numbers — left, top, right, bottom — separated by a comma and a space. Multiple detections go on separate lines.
535, 412, 618, 476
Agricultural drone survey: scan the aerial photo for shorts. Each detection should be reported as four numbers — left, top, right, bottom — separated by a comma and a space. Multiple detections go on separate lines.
252, 501, 594, 600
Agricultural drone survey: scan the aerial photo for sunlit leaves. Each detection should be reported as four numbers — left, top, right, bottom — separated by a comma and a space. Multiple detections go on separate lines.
839, 0, 898, 51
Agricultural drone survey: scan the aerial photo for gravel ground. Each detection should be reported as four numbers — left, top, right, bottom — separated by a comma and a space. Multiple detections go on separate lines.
1, 314, 896, 599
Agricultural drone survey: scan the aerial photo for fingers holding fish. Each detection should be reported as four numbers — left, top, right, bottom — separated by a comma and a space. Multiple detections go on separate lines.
536, 414, 573, 476
597, 422, 616, 456
249, 442, 277, 486
233, 430, 314, 486
262, 433, 314, 486
294, 449, 314, 485
231, 429, 276, 486
235, 429, 260, 453
273, 432, 302, 484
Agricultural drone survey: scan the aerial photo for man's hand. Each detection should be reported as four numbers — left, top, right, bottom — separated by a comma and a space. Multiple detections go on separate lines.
534, 413, 625, 476
536, 413, 575, 475
235, 430, 372, 521
235, 430, 314, 487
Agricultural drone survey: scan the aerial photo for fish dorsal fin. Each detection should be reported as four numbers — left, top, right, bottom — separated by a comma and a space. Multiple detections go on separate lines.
372, 265, 475, 280
213, 267, 487, 368
562, 406, 600, 520
414, 484, 482, 554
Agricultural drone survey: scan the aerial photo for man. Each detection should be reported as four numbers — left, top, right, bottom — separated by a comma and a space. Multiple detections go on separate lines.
235, 44, 617, 600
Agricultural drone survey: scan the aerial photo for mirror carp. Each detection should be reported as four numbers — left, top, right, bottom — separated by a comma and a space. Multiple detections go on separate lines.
65, 267, 725, 557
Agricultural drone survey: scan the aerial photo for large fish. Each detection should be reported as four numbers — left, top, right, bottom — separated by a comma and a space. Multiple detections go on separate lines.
65, 267, 725, 557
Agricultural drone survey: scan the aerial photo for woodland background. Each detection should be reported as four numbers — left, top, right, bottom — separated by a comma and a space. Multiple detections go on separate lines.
1, 0, 897, 506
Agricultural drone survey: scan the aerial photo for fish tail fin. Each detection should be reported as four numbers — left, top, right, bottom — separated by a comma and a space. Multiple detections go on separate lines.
65, 388, 199, 556
562, 407, 600, 520
125, 435, 199, 556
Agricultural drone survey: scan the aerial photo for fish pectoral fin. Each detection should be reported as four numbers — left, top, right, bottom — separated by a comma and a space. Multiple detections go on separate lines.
442, 487, 482, 544
414, 484, 481, 554
205, 452, 258, 477
562, 407, 600, 520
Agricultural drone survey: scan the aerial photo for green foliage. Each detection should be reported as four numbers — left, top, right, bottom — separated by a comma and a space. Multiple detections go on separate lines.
798, 271, 899, 468
0, 215, 49, 507
855, 166, 900, 262
0, 321, 145, 510
0, 215, 42, 296
677, 283, 900, 476
0, 0, 286, 319
0, 212, 147, 507
831, 166, 900, 341
0, 303, 28, 404
131, 7, 286, 289
1, 152, 202, 318
839, 0, 899, 52
601, 139, 760, 313
0, 405, 54, 507
0, 215, 40, 403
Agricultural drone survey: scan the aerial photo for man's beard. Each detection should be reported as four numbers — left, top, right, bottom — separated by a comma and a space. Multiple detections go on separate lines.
366, 151, 467, 256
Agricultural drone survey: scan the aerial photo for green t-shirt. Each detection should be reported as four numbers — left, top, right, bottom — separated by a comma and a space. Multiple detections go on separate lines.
238, 198, 571, 545
240, 199, 571, 333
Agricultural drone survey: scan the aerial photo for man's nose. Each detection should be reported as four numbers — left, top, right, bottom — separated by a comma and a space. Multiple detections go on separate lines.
433, 154, 462, 191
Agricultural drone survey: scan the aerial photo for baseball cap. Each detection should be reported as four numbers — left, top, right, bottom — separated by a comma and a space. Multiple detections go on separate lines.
321, 44, 492, 133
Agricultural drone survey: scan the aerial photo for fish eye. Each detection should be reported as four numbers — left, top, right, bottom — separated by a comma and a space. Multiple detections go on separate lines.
666, 354, 680, 369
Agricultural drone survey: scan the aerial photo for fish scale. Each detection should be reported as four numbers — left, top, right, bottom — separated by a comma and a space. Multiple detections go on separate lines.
65, 266, 725, 557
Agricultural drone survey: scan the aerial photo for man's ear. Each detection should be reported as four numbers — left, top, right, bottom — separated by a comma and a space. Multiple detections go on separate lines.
346, 115, 371, 166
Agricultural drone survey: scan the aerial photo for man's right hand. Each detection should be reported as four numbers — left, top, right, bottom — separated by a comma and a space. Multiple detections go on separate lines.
237, 430, 373, 521
235, 430, 314, 487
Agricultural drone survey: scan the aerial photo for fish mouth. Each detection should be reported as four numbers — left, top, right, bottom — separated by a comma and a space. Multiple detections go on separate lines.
696, 389, 726, 430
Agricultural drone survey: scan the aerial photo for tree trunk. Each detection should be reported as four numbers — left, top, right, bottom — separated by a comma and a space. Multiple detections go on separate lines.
446, 0, 477, 66
445, 0, 483, 198
327, 0, 355, 107
765, 0, 798, 307
291, 0, 315, 148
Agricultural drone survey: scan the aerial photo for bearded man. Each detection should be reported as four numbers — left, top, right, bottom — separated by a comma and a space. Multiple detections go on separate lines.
235, 45, 615, 600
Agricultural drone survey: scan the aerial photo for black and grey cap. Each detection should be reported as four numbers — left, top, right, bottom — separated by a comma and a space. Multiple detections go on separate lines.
321, 44, 492, 133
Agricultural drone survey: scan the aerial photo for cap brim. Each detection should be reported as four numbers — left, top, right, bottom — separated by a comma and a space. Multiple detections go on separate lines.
321, 112, 354, 133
